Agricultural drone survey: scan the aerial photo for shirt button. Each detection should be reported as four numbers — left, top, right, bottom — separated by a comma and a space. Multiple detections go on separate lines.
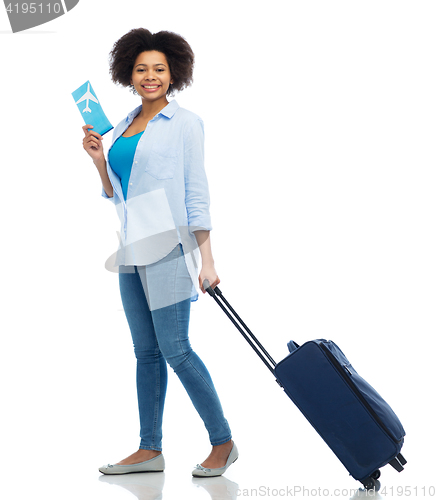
135, 161, 138, 164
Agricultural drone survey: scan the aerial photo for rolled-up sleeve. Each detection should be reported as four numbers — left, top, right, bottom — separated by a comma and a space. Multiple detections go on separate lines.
184, 118, 212, 233
101, 186, 114, 202
101, 149, 115, 203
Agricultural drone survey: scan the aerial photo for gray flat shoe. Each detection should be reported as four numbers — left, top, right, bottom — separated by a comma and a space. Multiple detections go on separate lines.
99, 453, 165, 475
192, 443, 238, 477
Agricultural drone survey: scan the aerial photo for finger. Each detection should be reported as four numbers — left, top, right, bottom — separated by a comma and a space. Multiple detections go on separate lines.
82, 124, 93, 135
86, 131, 103, 141
82, 125, 103, 140
84, 138, 100, 150
83, 134, 101, 145
84, 141, 100, 152
93, 131, 103, 140
211, 277, 220, 288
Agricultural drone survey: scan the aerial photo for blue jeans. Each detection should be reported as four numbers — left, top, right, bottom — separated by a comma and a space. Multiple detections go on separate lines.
118, 243, 232, 450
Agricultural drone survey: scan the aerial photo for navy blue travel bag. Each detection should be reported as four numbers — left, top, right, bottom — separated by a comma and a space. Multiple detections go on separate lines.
204, 282, 406, 491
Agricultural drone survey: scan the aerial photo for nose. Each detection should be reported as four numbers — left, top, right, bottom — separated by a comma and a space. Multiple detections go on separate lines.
143, 70, 156, 81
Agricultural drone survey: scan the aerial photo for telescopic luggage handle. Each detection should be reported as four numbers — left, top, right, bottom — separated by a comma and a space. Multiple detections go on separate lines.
203, 280, 279, 380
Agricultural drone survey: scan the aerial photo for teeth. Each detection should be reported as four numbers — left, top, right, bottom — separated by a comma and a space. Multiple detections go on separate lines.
143, 85, 159, 89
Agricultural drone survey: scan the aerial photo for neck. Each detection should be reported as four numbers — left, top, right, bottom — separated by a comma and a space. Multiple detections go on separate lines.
139, 96, 169, 119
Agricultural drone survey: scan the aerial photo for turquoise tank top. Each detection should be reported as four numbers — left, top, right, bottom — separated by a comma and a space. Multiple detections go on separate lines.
108, 132, 142, 200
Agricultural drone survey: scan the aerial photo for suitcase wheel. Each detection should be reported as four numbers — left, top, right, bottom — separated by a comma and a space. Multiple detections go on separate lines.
361, 474, 381, 491
371, 469, 381, 480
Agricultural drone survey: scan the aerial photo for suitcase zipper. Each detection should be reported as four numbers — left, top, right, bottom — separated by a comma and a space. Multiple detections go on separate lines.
320, 343, 402, 444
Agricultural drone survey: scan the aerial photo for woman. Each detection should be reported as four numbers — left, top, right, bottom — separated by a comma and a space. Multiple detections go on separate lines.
81, 28, 237, 477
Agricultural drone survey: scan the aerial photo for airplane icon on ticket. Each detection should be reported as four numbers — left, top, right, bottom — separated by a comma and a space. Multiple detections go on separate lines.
72, 80, 113, 135
75, 82, 99, 113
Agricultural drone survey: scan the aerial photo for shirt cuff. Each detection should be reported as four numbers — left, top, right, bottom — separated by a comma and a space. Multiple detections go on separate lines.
101, 186, 115, 202
188, 218, 213, 234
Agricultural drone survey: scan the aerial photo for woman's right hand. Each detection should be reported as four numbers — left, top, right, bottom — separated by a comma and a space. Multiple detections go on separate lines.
82, 124, 104, 163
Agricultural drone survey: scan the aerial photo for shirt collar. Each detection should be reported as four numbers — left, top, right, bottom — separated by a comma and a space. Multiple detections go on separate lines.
159, 99, 179, 118
126, 99, 179, 122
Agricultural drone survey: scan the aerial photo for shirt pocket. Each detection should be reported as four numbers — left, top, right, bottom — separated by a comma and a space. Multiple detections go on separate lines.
146, 144, 179, 180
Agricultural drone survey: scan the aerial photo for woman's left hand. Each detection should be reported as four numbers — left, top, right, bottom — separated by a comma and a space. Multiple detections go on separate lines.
199, 264, 220, 293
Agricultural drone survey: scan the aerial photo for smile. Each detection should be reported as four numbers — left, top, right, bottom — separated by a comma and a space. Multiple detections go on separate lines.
142, 85, 161, 92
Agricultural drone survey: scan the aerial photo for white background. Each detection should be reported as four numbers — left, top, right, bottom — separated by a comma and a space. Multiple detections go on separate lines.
0, 1, 436, 499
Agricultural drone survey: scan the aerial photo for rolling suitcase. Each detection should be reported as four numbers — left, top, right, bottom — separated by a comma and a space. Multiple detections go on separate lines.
204, 281, 406, 490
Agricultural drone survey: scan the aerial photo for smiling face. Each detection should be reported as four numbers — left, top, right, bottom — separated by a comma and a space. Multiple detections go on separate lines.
130, 50, 173, 105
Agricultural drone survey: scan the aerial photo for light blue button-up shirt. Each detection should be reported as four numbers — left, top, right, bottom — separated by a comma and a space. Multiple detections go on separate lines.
102, 100, 212, 296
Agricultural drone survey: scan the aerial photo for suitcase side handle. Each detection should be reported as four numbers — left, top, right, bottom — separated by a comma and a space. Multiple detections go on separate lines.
203, 280, 277, 376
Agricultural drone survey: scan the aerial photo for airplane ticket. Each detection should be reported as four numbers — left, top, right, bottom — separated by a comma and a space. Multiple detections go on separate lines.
72, 81, 113, 136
